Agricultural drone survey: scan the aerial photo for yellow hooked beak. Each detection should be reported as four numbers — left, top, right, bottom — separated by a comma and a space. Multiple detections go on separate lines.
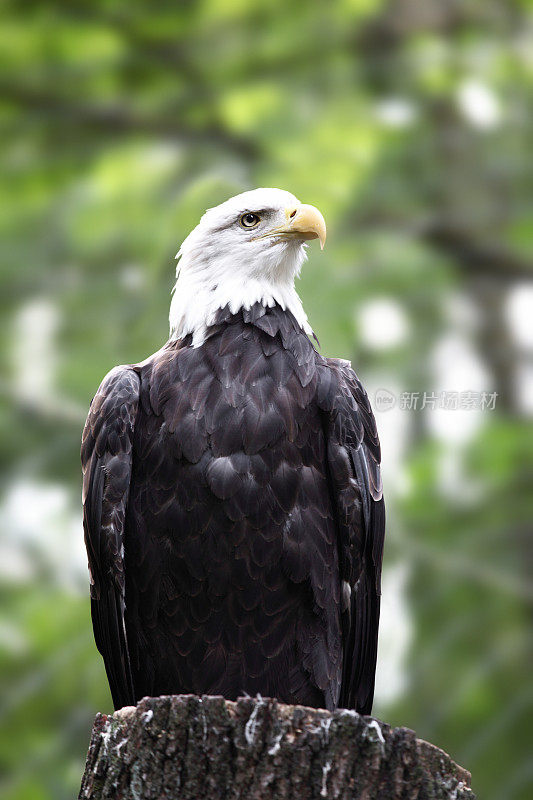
254, 203, 327, 249
281, 203, 327, 249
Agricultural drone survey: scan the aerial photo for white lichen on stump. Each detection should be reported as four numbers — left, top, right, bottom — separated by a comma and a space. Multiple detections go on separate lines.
78, 695, 474, 799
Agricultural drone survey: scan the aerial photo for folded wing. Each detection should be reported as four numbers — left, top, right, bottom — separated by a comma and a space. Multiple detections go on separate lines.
318, 359, 385, 713
81, 366, 140, 709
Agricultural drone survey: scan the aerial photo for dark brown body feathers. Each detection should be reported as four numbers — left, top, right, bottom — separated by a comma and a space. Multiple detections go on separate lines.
81, 303, 384, 713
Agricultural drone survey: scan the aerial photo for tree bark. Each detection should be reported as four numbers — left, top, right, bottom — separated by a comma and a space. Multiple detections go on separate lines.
79, 695, 474, 799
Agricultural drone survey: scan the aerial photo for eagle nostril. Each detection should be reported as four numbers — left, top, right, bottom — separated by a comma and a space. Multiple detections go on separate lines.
289, 209, 297, 219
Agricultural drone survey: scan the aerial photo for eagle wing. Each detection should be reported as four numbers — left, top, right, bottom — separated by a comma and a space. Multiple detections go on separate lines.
81, 365, 140, 709
318, 358, 385, 713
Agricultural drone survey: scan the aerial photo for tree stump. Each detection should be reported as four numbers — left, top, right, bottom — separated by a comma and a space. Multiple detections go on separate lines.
79, 695, 474, 799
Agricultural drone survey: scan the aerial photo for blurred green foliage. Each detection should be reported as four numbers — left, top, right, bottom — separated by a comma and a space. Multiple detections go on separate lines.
1, 1, 532, 798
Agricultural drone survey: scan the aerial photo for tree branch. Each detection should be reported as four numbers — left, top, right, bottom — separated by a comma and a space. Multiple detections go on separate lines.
421, 221, 533, 282
0, 81, 260, 160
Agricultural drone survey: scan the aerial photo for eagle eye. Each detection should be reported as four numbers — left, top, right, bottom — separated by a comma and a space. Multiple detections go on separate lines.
240, 212, 261, 228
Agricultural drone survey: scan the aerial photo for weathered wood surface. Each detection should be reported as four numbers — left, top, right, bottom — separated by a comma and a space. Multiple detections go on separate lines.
79, 695, 474, 799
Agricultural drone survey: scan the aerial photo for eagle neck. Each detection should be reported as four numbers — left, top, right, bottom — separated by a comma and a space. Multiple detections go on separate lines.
169, 269, 313, 347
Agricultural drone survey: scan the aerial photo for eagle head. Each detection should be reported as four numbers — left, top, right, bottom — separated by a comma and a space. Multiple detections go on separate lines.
169, 188, 326, 345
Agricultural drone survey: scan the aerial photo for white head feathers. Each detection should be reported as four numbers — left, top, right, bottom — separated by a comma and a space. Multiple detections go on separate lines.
169, 188, 321, 346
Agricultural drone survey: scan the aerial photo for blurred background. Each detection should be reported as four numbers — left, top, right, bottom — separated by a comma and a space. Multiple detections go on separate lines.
1, 1, 532, 798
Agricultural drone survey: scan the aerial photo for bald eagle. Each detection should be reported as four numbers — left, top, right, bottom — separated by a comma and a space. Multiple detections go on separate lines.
82, 188, 385, 714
